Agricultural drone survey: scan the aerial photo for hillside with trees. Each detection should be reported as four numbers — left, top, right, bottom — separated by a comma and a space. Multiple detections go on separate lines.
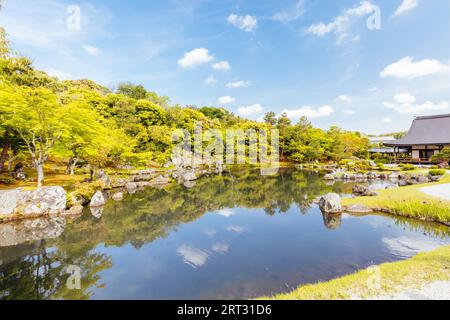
0, 27, 370, 188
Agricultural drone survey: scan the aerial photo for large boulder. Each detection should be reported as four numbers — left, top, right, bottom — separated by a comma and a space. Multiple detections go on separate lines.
90, 191, 106, 207
352, 185, 378, 197
319, 193, 342, 214
0, 187, 67, 217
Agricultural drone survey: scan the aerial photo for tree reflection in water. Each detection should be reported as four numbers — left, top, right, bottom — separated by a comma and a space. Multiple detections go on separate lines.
0, 168, 448, 299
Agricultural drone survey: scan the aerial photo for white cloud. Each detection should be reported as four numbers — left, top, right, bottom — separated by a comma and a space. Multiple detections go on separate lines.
383, 93, 449, 114
380, 57, 450, 79
204, 76, 218, 85
394, 0, 419, 17
178, 48, 214, 69
44, 68, 71, 80
226, 80, 251, 88
343, 109, 355, 115
281, 105, 335, 119
212, 61, 231, 71
177, 245, 209, 268
382, 117, 392, 123
227, 14, 258, 32
272, 0, 305, 23
217, 96, 236, 105
306, 1, 377, 42
215, 209, 236, 218
337, 94, 353, 103
369, 86, 378, 92
238, 104, 264, 117
83, 45, 101, 56
226, 225, 247, 234
212, 243, 230, 254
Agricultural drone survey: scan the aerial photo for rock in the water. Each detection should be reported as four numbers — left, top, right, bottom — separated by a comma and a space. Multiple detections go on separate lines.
345, 204, 372, 213
90, 191, 106, 207
65, 205, 84, 216
323, 174, 335, 180
173, 170, 198, 182
111, 178, 127, 188
150, 175, 170, 186
388, 173, 399, 180
319, 193, 342, 214
0, 187, 67, 217
112, 192, 124, 201
126, 182, 138, 194
352, 185, 378, 197
90, 206, 103, 219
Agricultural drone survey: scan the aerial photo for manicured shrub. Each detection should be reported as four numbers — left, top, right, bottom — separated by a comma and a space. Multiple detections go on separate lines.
400, 164, 415, 171
429, 169, 446, 176
0, 175, 15, 185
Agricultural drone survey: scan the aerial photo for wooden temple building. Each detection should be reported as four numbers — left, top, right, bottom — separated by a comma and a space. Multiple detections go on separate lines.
384, 114, 450, 163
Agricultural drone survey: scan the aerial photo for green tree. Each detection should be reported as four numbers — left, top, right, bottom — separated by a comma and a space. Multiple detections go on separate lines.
0, 85, 68, 188
263, 112, 277, 126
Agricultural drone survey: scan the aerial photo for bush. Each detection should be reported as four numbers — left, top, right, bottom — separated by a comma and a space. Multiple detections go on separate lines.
69, 180, 106, 206
400, 164, 415, 171
431, 165, 439, 169
429, 169, 446, 176
0, 175, 15, 185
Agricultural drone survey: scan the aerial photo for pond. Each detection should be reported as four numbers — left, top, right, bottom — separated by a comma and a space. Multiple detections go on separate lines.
1, 168, 449, 300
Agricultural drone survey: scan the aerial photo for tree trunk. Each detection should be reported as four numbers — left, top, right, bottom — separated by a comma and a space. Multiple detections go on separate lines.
70, 157, 78, 175
36, 162, 44, 189
0, 141, 10, 173
66, 157, 73, 175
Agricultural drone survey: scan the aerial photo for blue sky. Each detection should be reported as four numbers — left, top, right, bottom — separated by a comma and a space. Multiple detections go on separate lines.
1, 0, 450, 134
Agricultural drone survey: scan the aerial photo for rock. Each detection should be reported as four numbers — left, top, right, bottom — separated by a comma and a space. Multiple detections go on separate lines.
137, 169, 156, 175
398, 180, 408, 187
379, 173, 389, 180
369, 161, 377, 167
64, 205, 84, 216
69, 192, 85, 206
95, 169, 111, 188
345, 204, 372, 213
150, 175, 171, 186
367, 172, 379, 180
354, 173, 367, 181
173, 169, 198, 182
352, 185, 378, 197
0, 187, 67, 217
0, 217, 66, 247
385, 184, 399, 190
11, 163, 26, 180
126, 182, 138, 194
90, 191, 106, 207
319, 193, 342, 214
136, 181, 151, 188
342, 173, 353, 180
438, 162, 449, 169
112, 192, 124, 201
323, 174, 336, 180
415, 175, 429, 184
0, 189, 23, 216
430, 175, 442, 182
388, 173, 399, 180
111, 178, 127, 188
183, 181, 196, 188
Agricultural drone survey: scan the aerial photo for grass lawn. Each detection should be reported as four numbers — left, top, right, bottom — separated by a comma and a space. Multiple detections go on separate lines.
342, 174, 450, 225
264, 245, 450, 300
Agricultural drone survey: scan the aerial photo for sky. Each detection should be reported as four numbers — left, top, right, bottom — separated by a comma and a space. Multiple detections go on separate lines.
1, 0, 450, 134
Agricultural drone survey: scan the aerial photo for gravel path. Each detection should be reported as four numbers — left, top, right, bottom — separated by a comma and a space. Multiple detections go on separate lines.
420, 183, 450, 200
369, 281, 450, 300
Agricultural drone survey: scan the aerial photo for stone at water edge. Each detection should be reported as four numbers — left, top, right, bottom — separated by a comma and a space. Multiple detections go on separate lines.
90, 191, 106, 207
112, 192, 124, 201
352, 185, 378, 197
323, 174, 336, 180
126, 182, 138, 194
64, 205, 84, 216
0, 187, 67, 217
319, 193, 343, 214
345, 204, 373, 213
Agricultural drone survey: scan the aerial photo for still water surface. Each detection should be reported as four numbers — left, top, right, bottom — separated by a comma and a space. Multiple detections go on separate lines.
1, 168, 449, 299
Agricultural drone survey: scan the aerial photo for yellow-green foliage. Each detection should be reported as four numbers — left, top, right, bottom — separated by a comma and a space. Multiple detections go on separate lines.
265, 245, 450, 300
68, 180, 105, 206
429, 169, 446, 176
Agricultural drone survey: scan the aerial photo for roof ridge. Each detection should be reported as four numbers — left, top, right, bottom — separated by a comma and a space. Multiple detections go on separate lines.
415, 114, 450, 120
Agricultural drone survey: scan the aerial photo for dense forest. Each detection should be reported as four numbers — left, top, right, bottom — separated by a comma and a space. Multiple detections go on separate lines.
0, 27, 370, 187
